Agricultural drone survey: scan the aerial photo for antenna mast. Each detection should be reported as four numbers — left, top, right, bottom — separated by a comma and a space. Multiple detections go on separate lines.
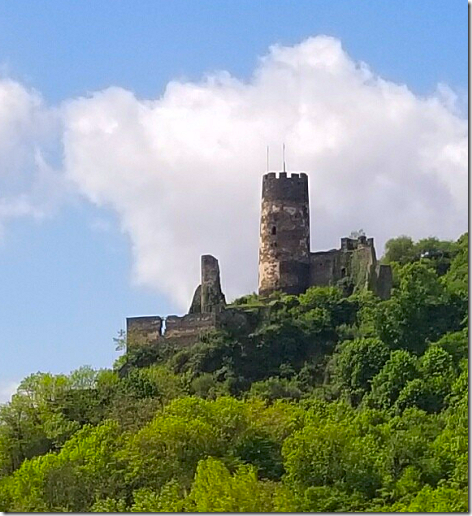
266, 146, 270, 172
282, 143, 286, 172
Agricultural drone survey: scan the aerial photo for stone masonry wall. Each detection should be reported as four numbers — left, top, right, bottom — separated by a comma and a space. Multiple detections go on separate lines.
201, 255, 226, 313
126, 316, 163, 348
375, 264, 393, 300
350, 244, 377, 292
309, 249, 342, 287
258, 172, 310, 296
165, 313, 217, 347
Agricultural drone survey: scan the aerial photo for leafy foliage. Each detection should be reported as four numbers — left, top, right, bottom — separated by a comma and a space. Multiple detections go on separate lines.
0, 233, 467, 512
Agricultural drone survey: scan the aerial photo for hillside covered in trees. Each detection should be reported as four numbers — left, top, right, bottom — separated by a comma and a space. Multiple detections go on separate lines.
0, 234, 468, 512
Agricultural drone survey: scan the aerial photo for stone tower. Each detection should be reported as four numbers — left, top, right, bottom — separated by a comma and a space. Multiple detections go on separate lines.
258, 172, 310, 296
201, 254, 226, 313
189, 255, 226, 314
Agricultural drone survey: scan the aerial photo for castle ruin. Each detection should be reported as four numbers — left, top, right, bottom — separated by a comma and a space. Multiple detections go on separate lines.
126, 171, 392, 350
258, 172, 392, 298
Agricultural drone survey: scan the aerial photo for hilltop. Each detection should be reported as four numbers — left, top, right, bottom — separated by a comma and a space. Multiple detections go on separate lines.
0, 233, 468, 512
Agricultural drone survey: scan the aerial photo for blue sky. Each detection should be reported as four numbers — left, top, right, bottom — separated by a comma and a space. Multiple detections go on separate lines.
0, 0, 467, 400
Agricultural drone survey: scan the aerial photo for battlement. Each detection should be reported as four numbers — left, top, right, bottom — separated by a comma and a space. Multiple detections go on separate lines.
262, 172, 308, 202
340, 235, 374, 251
263, 171, 308, 180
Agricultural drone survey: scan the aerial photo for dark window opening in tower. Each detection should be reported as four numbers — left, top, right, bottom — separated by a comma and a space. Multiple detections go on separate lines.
341, 267, 346, 278
271, 226, 276, 235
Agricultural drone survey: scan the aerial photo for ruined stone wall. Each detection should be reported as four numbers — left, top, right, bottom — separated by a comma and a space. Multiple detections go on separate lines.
307, 236, 392, 299
350, 242, 377, 292
164, 313, 217, 348
340, 235, 374, 251
201, 255, 226, 313
188, 285, 202, 314
309, 249, 342, 287
126, 316, 163, 348
126, 306, 265, 354
258, 172, 310, 296
375, 264, 393, 300
127, 255, 227, 352
189, 255, 225, 314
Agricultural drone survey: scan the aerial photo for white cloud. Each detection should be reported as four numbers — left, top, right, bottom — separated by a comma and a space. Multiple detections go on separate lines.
61, 36, 467, 310
0, 79, 66, 236
0, 37, 468, 311
0, 380, 19, 404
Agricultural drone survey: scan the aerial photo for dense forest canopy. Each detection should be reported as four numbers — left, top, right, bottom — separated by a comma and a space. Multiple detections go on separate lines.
0, 233, 468, 512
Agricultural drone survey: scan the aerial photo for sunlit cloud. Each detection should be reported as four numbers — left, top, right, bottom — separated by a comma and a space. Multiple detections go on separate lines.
0, 36, 467, 310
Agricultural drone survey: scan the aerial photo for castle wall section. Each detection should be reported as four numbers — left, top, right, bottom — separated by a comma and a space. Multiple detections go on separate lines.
126, 316, 163, 348
201, 255, 226, 313
349, 243, 377, 292
165, 313, 217, 347
309, 249, 342, 287
375, 264, 393, 300
188, 284, 202, 313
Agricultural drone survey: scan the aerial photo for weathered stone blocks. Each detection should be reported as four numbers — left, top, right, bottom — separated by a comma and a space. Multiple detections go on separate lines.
127, 170, 392, 355
258, 172, 311, 296
258, 171, 392, 298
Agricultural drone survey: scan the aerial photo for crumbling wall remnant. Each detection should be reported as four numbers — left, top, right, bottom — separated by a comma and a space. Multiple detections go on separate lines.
165, 313, 217, 347
201, 254, 226, 313
126, 316, 162, 348
188, 285, 202, 314
376, 264, 393, 300
127, 255, 226, 352
189, 255, 225, 314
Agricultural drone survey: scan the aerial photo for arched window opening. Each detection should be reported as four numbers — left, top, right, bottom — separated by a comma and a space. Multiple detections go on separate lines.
271, 226, 277, 235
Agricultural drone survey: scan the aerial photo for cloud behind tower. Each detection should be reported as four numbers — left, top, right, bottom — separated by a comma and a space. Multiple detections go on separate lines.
0, 36, 467, 310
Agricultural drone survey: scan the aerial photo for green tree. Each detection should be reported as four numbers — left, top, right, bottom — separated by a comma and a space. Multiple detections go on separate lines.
331, 338, 389, 404
376, 263, 461, 353
377, 408, 442, 486
189, 457, 275, 512
248, 377, 302, 402
91, 497, 127, 512
283, 421, 382, 499
443, 233, 468, 298
3, 420, 123, 512
365, 349, 418, 411
415, 237, 459, 276
120, 404, 225, 490
383, 236, 416, 265
130, 481, 186, 512
405, 485, 468, 512
0, 372, 80, 474
393, 347, 455, 414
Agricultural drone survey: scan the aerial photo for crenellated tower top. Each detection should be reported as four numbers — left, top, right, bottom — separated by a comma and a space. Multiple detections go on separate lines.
262, 172, 309, 202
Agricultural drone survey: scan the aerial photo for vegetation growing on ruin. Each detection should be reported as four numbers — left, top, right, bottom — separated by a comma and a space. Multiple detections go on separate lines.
0, 233, 467, 512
